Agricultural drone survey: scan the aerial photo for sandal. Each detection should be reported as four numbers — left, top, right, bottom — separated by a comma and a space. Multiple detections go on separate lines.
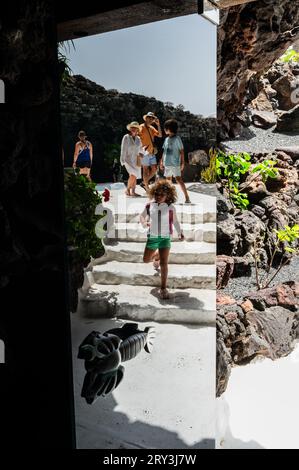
125, 189, 131, 196
159, 288, 170, 300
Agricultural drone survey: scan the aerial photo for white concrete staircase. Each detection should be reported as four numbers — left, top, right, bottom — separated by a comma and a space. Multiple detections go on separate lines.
79, 183, 216, 325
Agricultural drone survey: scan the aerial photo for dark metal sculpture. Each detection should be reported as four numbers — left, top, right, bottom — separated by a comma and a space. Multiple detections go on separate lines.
78, 323, 155, 404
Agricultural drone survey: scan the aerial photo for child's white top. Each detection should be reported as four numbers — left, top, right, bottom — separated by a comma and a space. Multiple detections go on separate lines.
140, 202, 182, 238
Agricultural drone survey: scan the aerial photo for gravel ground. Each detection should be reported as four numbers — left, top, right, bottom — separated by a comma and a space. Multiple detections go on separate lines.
222, 125, 299, 154
222, 257, 299, 300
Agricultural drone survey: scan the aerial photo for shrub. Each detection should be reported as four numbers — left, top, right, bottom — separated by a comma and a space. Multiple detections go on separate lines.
64, 170, 104, 262
201, 148, 217, 183
254, 224, 299, 289
58, 41, 75, 84
216, 150, 279, 210
279, 47, 299, 64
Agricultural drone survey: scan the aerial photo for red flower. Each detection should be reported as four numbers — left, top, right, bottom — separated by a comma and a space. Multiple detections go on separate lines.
103, 188, 110, 202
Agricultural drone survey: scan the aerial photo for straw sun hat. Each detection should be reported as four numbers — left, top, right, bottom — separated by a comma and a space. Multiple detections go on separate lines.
127, 121, 140, 131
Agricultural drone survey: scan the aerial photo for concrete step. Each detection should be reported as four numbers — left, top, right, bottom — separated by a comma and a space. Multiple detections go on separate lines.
105, 222, 216, 243
90, 261, 216, 290
98, 240, 216, 265
100, 202, 216, 224
98, 184, 217, 226
78, 284, 216, 325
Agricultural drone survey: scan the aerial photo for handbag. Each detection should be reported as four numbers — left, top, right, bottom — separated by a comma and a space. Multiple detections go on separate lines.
146, 125, 158, 155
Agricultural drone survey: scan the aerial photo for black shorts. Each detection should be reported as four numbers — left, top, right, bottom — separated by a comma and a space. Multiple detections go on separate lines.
76, 160, 91, 169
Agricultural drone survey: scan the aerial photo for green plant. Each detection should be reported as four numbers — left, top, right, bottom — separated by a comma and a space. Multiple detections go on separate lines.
201, 148, 217, 183
216, 150, 251, 209
216, 150, 251, 181
279, 47, 299, 64
254, 224, 299, 289
230, 186, 250, 210
58, 41, 75, 84
251, 160, 279, 181
64, 171, 104, 262
216, 150, 279, 210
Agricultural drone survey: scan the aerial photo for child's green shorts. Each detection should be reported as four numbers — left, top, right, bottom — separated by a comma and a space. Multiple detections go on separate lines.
146, 236, 171, 250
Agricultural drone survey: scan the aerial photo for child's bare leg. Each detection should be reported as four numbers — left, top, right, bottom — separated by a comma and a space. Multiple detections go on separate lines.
143, 248, 158, 263
176, 176, 190, 202
159, 248, 170, 292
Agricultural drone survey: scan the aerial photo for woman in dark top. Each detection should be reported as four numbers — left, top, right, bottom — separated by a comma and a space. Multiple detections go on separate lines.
73, 130, 93, 180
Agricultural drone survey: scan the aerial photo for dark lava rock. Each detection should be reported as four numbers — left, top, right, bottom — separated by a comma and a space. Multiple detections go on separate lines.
252, 110, 277, 129
217, 190, 234, 214
276, 104, 299, 133
245, 283, 299, 312
258, 195, 290, 229
233, 254, 254, 277
246, 306, 299, 358
275, 146, 299, 161
250, 204, 266, 219
217, 255, 234, 289
218, 0, 299, 138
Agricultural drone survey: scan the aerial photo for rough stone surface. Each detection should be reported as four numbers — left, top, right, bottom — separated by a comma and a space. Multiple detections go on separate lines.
275, 146, 299, 161
252, 110, 277, 129
216, 293, 236, 306
216, 281, 299, 396
218, 0, 299, 138
276, 104, 299, 133
246, 306, 299, 358
245, 283, 299, 311
217, 255, 234, 289
217, 207, 266, 258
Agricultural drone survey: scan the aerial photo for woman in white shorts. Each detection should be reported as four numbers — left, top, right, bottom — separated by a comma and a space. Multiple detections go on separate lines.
120, 121, 143, 197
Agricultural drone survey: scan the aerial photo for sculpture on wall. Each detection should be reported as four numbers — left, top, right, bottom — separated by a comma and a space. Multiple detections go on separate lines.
78, 323, 156, 404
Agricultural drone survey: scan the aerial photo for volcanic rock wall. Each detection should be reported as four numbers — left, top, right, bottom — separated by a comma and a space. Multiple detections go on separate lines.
218, 0, 299, 139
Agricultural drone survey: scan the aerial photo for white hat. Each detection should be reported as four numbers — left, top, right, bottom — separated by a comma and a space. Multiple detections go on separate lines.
143, 112, 157, 121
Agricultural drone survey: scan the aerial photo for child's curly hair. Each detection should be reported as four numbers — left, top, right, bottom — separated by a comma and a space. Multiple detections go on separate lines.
148, 179, 177, 205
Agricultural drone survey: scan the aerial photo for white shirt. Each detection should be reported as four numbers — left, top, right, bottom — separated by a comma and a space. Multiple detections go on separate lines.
140, 202, 182, 238
120, 134, 142, 165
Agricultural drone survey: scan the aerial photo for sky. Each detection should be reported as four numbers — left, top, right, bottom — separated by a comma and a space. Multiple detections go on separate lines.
65, 13, 217, 117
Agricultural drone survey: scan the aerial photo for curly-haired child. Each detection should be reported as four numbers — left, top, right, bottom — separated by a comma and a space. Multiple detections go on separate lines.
140, 179, 184, 299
